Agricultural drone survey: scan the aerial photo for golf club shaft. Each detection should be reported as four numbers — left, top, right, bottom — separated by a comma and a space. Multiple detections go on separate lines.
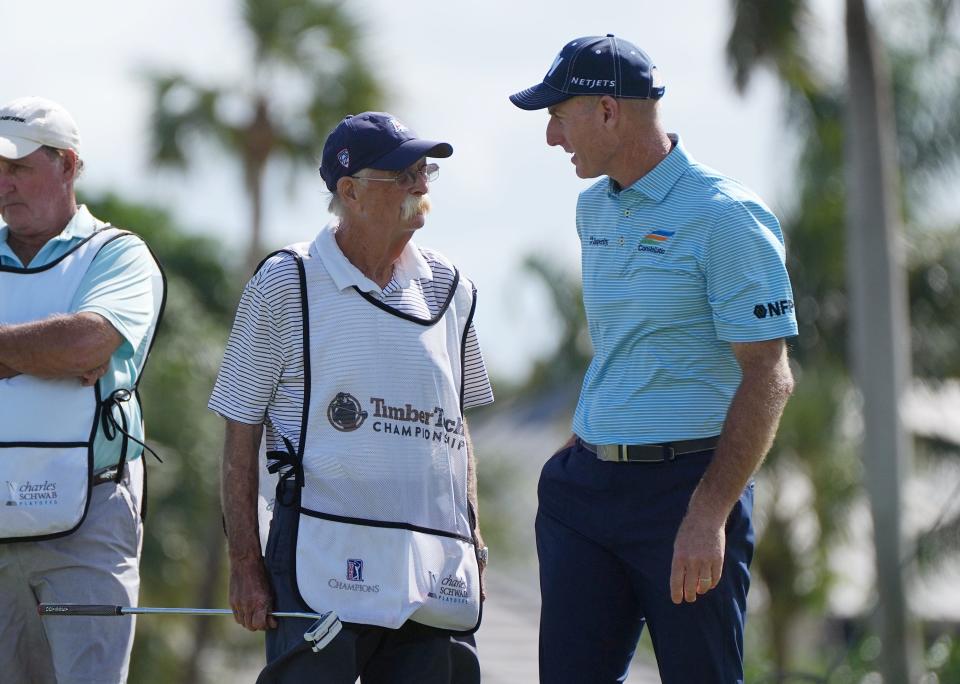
38, 604, 328, 620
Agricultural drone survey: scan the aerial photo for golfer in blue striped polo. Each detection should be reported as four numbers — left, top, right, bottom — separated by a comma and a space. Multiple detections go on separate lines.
510, 35, 797, 683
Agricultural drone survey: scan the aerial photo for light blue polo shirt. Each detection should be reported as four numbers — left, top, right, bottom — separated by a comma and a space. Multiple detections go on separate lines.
0, 205, 164, 469
573, 135, 798, 444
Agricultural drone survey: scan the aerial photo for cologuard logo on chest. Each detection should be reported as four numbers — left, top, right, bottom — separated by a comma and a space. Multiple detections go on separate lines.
638, 229, 675, 255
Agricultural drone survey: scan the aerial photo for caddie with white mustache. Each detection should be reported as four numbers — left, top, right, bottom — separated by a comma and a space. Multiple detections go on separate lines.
209, 112, 493, 683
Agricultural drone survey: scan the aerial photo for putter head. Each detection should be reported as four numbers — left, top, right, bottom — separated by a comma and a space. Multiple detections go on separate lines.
303, 611, 341, 653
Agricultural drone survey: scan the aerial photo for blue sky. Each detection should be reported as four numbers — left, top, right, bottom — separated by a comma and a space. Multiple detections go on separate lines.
4, 0, 847, 379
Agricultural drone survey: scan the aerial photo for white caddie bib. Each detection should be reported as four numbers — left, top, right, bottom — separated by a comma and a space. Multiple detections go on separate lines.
274, 241, 481, 632
0, 225, 159, 542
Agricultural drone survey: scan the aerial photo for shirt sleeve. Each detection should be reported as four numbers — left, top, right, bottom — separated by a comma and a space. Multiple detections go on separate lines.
705, 197, 799, 342
71, 234, 163, 361
208, 277, 285, 425
462, 321, 494, 410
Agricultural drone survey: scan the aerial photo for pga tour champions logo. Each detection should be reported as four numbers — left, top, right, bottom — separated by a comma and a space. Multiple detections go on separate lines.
5, 480, 59, 507
327, 393, 368, 432
346, 558, 364, 582
327, 557, 380, 593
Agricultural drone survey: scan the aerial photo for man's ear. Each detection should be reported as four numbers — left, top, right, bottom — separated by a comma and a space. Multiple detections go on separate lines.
61, 149, 79, 180
598, 96, 620, 126
337, 176, 361, 204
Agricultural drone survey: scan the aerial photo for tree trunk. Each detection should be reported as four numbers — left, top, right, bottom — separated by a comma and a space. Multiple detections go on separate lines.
244, 97, 275, 275
246, 167, 266, 277
843, 0, 919, 679
179, 519, 227, 683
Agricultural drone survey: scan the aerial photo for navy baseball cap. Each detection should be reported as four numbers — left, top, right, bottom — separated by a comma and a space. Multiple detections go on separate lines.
509, 34, 665, 110
320, 112, 453, 192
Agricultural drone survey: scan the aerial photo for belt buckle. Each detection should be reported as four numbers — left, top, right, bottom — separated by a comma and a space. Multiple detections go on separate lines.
624, 444, 676, 463
93, 467, 119, 486
593, 444, 616, 461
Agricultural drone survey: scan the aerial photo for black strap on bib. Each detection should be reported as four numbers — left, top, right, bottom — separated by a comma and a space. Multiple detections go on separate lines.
267, 435, 303, 507
100, 388, 163, 484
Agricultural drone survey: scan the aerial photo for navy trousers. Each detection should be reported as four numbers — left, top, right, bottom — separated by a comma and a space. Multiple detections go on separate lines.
536, 441, 754, 684
259, 486, 480, 684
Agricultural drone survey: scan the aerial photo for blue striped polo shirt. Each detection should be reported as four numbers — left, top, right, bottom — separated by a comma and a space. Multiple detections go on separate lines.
572, 135, 798, 444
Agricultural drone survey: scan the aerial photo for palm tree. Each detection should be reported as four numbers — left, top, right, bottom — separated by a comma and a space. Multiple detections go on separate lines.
148, 0, 383, 274
843, 2, 916, 679
727, 0, 920, 678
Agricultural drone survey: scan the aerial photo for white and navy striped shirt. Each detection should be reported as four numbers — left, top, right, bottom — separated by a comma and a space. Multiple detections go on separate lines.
209, 227, 494, 453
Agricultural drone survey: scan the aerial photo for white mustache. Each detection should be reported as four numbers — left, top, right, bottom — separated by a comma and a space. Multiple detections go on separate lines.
400, 194, 431, 221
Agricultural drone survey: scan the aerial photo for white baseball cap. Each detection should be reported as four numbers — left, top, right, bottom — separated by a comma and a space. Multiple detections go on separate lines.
0, 97, 81, 160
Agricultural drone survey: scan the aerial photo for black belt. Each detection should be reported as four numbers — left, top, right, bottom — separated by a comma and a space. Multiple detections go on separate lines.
579, 436, 719, 463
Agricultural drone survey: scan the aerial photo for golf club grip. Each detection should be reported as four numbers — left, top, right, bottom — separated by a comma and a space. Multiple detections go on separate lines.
38, 604, 123, 616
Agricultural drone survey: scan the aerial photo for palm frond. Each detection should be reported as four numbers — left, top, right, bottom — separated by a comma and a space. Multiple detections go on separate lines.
147, 74, 239, 167
243, 0, 362, 72
916, 513, 960, 567
726, 0, 817, 96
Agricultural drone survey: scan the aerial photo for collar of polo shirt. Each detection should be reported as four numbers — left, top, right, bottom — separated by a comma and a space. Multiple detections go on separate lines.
607, 134, 689, 202
312, 221, 433, 294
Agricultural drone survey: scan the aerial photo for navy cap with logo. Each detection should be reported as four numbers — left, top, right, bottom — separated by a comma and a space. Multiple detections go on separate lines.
319, 112, 453, 192
509, 34, 665, 111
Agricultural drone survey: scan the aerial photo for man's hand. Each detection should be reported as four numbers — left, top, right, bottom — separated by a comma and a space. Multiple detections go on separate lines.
475, 539, 488, 602
221, 420, 273, 630
668, 338, 793, 605
79, 361, 110, 386
464, 420, 487, 602
669, 513, 725, 604
228, 555, 277, 631
0, 362, 19, 380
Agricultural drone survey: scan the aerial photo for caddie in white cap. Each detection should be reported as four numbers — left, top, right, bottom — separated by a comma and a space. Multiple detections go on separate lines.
0, 97, 166, 684
0, 96, 82, 159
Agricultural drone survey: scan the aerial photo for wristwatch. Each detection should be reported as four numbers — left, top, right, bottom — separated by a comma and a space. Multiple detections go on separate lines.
477, 546, 489, 565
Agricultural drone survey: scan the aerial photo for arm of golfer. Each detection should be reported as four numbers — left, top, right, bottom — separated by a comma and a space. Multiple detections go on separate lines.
0, 313, 120, 380
464, 421, 487, 600
222, 418, 277, 631
669, 338, 794, 605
